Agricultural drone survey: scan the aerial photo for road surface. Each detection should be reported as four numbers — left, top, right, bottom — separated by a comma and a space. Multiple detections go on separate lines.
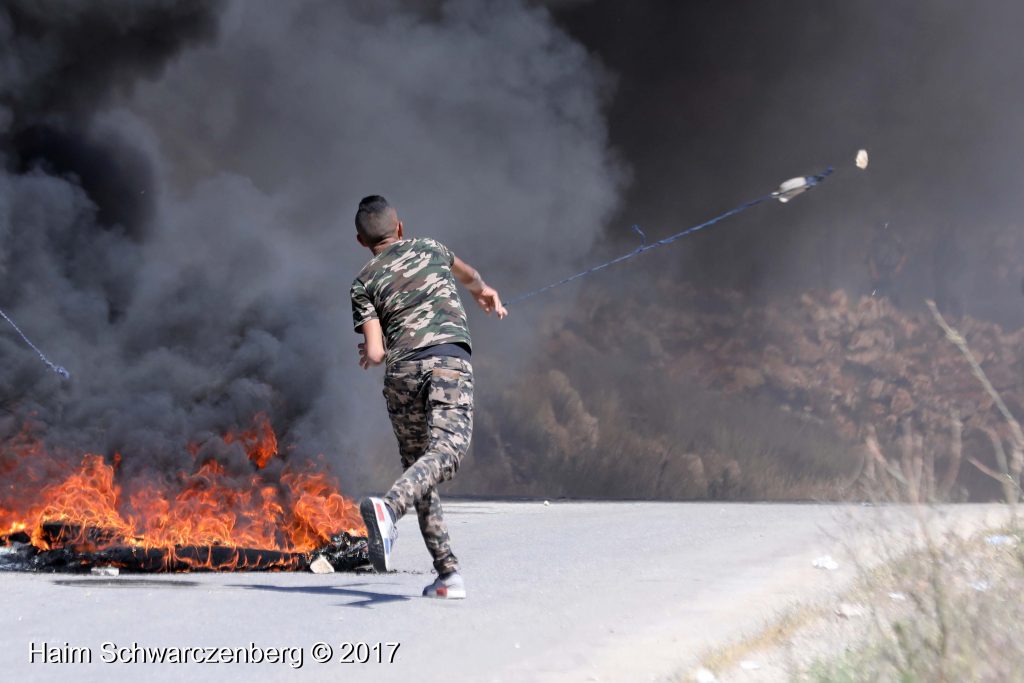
0, 501, 1002, 683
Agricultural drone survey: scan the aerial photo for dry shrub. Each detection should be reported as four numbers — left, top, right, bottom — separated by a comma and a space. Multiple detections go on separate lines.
810, 527, 1024, 683
455, 285, 1020, 502
810, 304, 1024, 681
458, 358, 859, 500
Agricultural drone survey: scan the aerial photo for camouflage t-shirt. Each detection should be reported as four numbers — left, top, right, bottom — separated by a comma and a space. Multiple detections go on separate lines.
351, 237, 472, 365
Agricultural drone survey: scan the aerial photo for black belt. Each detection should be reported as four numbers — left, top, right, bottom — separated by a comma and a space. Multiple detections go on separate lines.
406, 342, 472, 362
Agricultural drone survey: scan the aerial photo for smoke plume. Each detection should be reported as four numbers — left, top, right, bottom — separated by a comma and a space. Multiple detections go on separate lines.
0, 0, 621, 489
555, 0, 1024, 326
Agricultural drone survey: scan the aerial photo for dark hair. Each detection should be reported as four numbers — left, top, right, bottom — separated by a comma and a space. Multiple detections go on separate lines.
354, 195, 398, 245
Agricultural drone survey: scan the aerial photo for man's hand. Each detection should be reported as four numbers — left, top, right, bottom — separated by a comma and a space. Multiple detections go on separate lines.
452, 255, 508, 320
358, 342, 383, 369
473, 285, 508, 319
357, 319, 386, 369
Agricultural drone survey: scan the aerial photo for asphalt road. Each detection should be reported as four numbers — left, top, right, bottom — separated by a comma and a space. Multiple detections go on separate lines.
0, 501, 1002, 683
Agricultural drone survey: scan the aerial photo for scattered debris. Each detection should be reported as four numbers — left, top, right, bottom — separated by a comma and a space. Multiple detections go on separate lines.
90, 566, 119, 577
0, 541, 37, 571
692, 667, 718, 683
0, 524, 369, 574
888, 592, 908, 602
985, 534, 1017, 547
856, 149, 870, 169
313, 532, 370, 572
813, 555, 839, 571
835, 602, 867, 618
308, 556, 335, 574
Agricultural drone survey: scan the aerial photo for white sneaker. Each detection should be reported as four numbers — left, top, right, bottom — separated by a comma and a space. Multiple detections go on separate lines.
359, 497, 397, 572
422, 572, 466, 599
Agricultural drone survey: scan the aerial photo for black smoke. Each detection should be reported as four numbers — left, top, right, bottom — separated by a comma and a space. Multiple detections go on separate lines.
553, 1, 1024, 326
0, 0, 622, 490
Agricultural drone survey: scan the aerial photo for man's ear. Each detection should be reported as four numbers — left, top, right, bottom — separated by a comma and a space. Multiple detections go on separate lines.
396, 221, 404, 240
357, 233, 367, 247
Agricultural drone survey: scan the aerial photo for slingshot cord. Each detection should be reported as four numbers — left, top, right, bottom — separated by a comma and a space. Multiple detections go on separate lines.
506, 166, 834, 306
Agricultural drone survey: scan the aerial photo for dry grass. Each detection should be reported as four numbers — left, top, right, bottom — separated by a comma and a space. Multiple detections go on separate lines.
807, 526, 1024, 683
670, 306, 1024, 682
804, 306, 1024, 681
691, 603, 825, 676
668, 511, 1020, 683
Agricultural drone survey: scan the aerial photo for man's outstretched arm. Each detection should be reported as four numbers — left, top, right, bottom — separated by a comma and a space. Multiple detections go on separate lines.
452, 255, 508, 319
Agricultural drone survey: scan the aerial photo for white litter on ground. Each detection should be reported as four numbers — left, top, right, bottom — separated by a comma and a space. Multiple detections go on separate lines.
812, 555, 839, 570
969, 580, 991, 592
985, 534, 1016, 547
309, 556, 334, 574
693, 667, 718, 683
90, 566, 119, 577
739, 660, 762, 670
856, 149, 870, 169
835, 603, 867, 618
888, 592, 908, 602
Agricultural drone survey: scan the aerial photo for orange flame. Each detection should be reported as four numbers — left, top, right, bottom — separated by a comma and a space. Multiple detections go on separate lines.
0, 418, 364, 570
223, 413, 278, 469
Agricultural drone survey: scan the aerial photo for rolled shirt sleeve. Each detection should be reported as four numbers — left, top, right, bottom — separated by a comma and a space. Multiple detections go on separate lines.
422, 237, 455, 268
350, 278, 377, 332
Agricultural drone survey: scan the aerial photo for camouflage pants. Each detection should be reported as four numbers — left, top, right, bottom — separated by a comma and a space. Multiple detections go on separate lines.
382, 356, 473, 575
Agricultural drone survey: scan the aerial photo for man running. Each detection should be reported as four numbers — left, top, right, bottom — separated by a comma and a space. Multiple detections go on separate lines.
351, 195, 507, 599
